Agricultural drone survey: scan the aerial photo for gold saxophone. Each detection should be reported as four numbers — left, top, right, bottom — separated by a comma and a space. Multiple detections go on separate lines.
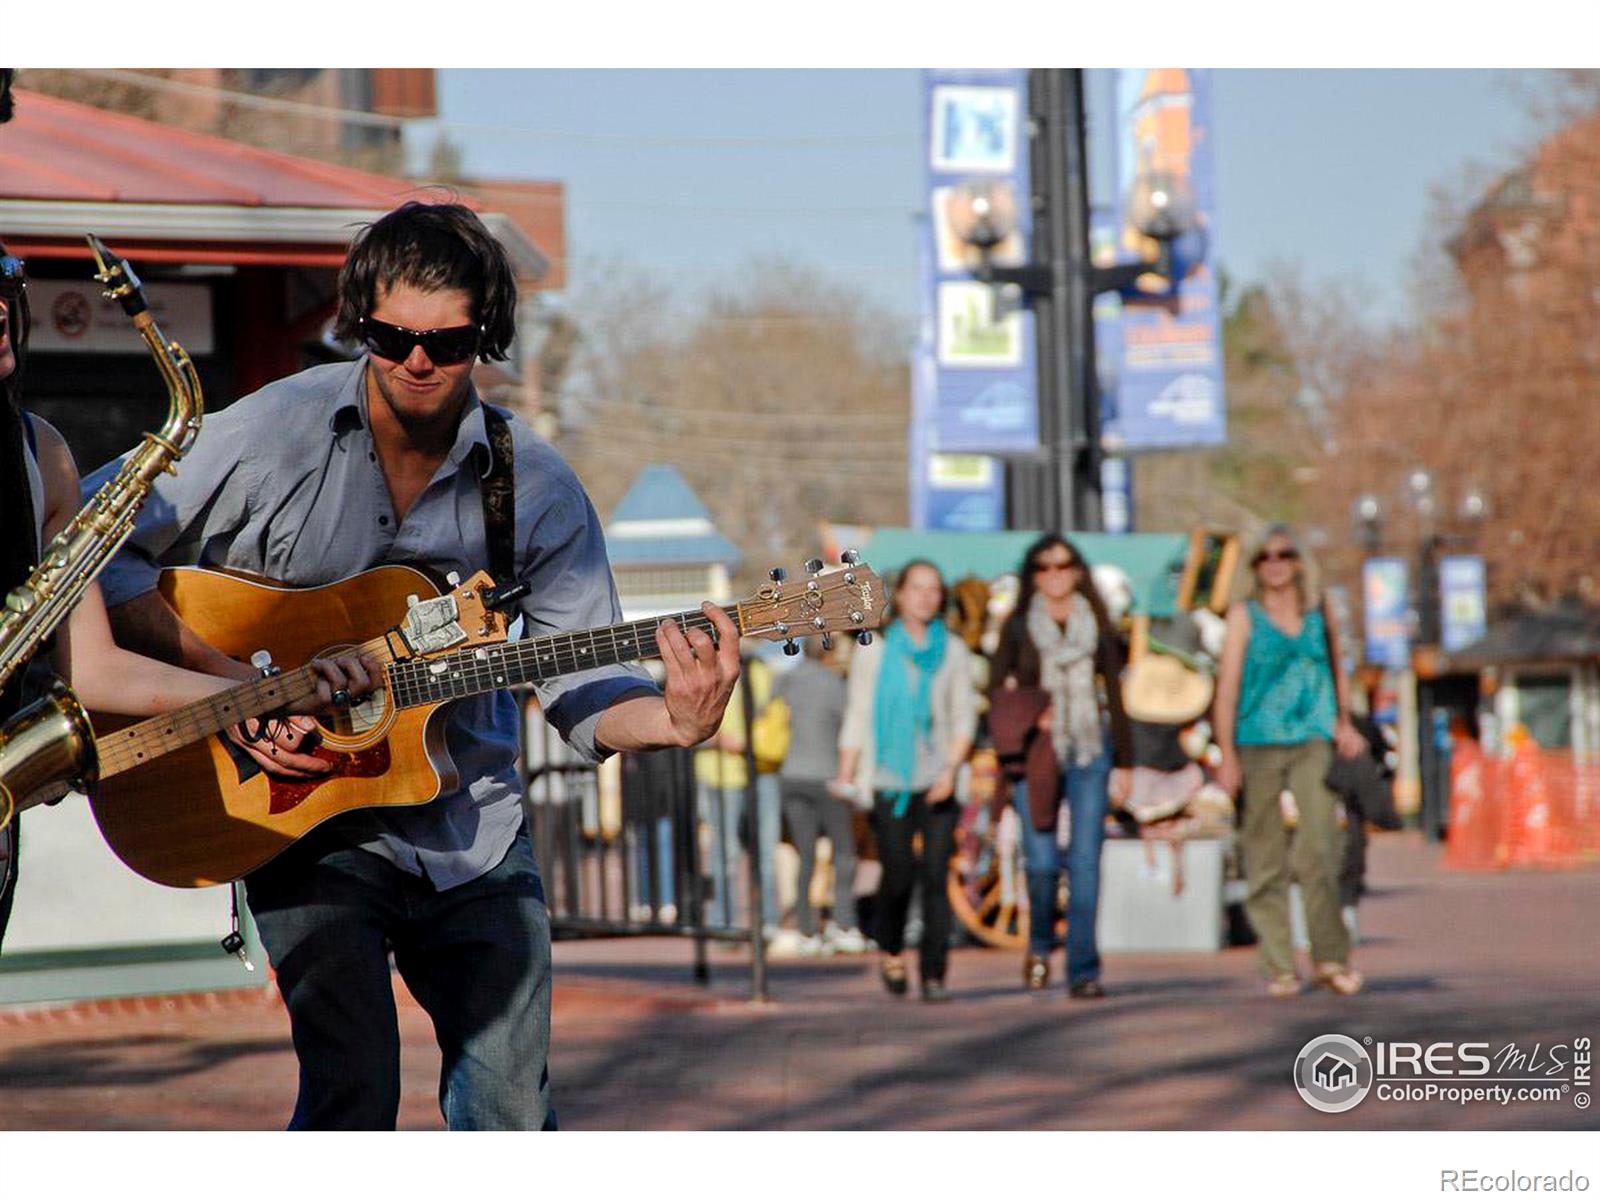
0, 236, 204, 830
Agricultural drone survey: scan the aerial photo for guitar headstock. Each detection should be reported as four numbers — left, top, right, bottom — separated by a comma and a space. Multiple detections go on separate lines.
735, 552, 887, 654
392, 569, 516, 659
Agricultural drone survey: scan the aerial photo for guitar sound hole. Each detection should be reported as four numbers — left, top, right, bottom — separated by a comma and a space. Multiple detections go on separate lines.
328, 687, 389, 738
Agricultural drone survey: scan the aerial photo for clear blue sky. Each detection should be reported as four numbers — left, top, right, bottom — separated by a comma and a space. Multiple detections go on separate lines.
419, 69, 1546, 328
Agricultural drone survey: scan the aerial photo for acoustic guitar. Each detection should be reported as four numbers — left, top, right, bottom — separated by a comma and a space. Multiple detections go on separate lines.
79, 557, 884, 887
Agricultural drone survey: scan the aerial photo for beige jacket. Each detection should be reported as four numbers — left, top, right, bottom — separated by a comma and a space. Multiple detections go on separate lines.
839, 631, 979, 806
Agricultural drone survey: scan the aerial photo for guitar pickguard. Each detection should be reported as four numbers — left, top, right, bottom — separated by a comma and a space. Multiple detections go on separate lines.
265, 741, 393, 815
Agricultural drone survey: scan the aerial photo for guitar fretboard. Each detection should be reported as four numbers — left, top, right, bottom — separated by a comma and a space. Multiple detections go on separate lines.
385, 606, 740, 709
92, 606, 743, 780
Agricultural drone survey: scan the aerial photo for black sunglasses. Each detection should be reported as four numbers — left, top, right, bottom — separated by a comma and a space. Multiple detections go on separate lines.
0, 254, 25, 300
1031, 558, 1079, 574
1254, 548, 1301, 565
359, 315, 481, 366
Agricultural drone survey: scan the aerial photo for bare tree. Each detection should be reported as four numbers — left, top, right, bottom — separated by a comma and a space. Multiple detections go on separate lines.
557, 259, 913, 584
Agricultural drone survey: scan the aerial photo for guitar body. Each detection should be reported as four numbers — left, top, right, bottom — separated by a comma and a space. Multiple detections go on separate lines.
90, 565, 454, 888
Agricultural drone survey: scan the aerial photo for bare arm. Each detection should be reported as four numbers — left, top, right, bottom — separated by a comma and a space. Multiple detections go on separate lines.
33, 419, 249, 713
594, 603, 741, 753
1212, 601, 1251, 796
1322, 603, 1367, 757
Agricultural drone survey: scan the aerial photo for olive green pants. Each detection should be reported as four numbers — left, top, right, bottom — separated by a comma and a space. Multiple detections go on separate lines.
1238, 740, 1350, 978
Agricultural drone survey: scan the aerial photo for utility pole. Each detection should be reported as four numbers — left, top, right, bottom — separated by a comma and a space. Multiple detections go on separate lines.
1008, 68, 1102, 534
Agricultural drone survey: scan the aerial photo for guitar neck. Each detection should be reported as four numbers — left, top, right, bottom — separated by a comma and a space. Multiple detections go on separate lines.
93, 607, 740, 780
385, 605, 740, 710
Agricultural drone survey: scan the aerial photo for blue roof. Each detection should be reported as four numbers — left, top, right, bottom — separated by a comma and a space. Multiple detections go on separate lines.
611, 465, 713, 524
606, 464, 741, 568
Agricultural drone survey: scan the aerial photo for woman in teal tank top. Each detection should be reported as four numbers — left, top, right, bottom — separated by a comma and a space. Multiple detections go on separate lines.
1214, 525, 1366, 998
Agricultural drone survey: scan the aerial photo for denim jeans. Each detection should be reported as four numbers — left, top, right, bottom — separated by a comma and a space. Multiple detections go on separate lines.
244, 824, 556, 1130
697, 775, 781, 928
632, 815, 675, 911
1013, 748, 1111, 984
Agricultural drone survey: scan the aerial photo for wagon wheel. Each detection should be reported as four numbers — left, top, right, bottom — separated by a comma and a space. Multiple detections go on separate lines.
946, 750, 1065, 951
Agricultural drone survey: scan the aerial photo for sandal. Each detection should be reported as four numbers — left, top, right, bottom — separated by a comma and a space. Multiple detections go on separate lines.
1266, 974, 1302, 999
880, 956, 908, 997
1315, 963, 1364, 996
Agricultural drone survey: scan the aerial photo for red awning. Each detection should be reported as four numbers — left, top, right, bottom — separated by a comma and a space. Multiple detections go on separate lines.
0, 89, 456, 209
0, 90, 545, 279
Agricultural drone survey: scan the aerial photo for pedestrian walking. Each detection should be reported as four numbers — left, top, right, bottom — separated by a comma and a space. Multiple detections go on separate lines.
989, 535, 1133, 998
836, 560, 977, 1002
773, 639, 864, 955
1213, 524, 1367, 997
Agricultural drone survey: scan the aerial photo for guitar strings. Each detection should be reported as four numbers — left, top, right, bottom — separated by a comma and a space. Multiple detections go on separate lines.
99, 578, 858, 771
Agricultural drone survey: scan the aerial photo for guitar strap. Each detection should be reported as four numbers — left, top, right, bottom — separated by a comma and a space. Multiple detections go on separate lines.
480, 405, 517, 587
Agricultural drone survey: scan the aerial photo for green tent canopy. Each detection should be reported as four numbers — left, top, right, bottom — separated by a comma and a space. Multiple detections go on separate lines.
857, 528, 1190, 617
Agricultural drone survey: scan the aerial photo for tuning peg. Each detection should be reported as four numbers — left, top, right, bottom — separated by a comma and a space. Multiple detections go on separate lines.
250, 649, 281, 678
768, 566, 788, 583
820, 632, 834, 652
804, 557, 824, 575
446, 571, 462, 587
841, 548, 860, 566
783, 639, 800, 657
855, 630, 874, 647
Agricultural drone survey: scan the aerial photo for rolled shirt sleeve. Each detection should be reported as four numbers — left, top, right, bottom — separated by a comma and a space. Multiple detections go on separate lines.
516, 477, 659, 763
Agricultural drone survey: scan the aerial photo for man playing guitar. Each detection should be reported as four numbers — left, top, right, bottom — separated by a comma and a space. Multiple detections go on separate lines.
84, 201, 741, 1130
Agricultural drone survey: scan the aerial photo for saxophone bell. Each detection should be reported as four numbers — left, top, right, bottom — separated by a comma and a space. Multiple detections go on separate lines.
0, 679, 96, 818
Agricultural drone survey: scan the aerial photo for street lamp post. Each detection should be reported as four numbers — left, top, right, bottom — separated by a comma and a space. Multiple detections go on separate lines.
948, 69, 1192, 534
1354, 476, 1487, 842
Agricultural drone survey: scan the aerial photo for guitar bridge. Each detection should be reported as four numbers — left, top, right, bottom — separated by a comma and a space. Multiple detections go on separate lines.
403, 593, 468, 655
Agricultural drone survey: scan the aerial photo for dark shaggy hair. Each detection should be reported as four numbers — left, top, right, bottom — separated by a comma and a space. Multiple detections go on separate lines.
1008, 533, 1118, 643
1, 236, 37, 720
333, 201, 518, 363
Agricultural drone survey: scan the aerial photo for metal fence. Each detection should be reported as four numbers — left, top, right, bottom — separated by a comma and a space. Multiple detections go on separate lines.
517, 662, 772, 999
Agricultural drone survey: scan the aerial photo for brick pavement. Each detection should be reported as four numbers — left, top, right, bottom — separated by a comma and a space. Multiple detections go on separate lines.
1, 833, 1596, 1130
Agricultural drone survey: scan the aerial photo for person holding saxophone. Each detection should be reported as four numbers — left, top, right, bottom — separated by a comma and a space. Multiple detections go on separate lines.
0, 241, 365, 953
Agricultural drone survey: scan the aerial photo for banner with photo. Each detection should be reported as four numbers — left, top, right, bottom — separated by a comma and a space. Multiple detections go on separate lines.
1363, 557, 1412, 670
1097, 68, 1226, 451
920, 69, 1039, 455
909, 325, 1006, 532
1440, 554, 1488, 653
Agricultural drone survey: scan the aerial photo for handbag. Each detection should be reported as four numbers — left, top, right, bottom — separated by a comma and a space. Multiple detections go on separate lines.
750, 696, 791, 774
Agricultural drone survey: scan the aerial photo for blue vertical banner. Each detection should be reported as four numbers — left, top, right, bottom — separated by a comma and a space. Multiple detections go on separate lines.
1096, 68, 1226, 450
920, 69, 1039, 456
910, 215, 1006, 532
1439, 555, 1488, 652
1363, 557, 1412, 670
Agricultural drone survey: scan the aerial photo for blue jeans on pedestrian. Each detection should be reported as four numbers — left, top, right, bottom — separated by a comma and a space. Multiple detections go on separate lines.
698, 775, 780, 928
244, 824, 556, 1130
1013, 748, 1111, 985
633, 815, 675, 912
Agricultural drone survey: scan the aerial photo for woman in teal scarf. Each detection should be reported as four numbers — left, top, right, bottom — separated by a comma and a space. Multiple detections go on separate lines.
836, 560, 977, 1001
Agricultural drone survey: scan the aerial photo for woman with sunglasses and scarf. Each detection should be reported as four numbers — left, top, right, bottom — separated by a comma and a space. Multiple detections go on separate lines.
0, 245, 366, 954
1213, 525, 1366, 997
836, 559, 977, 1002
991, 535, 1133, 997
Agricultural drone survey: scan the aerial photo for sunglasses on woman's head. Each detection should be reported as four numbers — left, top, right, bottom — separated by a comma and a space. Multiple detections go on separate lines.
1254, 548, 1300, 565
358, 315, 481, 366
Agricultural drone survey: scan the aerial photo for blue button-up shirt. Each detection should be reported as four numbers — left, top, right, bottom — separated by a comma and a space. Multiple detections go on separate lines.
85, 358, 657, 890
